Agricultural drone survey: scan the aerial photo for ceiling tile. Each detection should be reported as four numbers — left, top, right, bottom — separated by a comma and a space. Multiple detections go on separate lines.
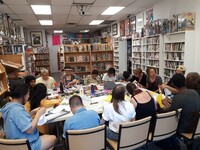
67, 14, 82, 23
18, 14, 38, 21
27, 0, 51, 5
52, 6, 71, 14
93, 0, 115, 7
89, 6, 107, 15
51, 0, 73, 6
53, 14, 67, 21
36, 15, 52, 20
114, 0, 138, 7
24, 20, 40, 25
96, 15, 111, 20
69, 6, 79, 15
0, 5, 14, 14
8, 5, 34, 14
108, 14, 125, 20
3, 0, 28, 5
74, 0, 95, 3
8, 14, 20, 19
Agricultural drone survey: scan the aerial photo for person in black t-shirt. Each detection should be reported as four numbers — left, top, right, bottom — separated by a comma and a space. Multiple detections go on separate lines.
146, 67, 162, 92
162, 73, 200, 135
133, 68, 147, 87
186, 72, 200, 96
160, 65, 186, 95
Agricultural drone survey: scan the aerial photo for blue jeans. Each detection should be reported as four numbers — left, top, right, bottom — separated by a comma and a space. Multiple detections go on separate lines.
107, 128, 118, 141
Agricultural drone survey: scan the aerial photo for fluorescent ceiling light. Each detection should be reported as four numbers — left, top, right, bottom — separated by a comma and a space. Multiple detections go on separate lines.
39, 20, 53, 25
101, 6, 125, 15
54, 30, 63, 33
31, 5, 51, 15
80, 30, 89, 33
89, 20, 104, 25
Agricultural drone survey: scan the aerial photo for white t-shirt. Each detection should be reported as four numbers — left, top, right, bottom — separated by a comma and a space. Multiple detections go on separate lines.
102, 101, 136, 133
36, 76, 56, 89
102, 73, 116, 82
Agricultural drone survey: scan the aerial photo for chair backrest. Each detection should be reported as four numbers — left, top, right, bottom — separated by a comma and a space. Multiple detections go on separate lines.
193, 112, 200, 138
66, 125, 106, 150
152, 109, 181, 141
118, 116, 152, 150
0, 138, 31, 150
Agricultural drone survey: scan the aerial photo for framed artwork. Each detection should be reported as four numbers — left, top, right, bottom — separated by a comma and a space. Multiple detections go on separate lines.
124, 19, 130, 36
112, 24, 117, 36
120, 20, 125, 36
30, 31, 43, 47
130, 16, 136, 34
8, 18, 14, 38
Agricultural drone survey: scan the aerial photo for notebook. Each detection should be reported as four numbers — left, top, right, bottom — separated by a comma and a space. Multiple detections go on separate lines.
104, 81, 116, 90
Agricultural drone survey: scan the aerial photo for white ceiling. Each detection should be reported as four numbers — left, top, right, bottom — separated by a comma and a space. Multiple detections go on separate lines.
0, 0, 162, 33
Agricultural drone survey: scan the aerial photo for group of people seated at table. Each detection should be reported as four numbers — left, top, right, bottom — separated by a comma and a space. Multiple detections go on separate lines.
1, 64, 200, 149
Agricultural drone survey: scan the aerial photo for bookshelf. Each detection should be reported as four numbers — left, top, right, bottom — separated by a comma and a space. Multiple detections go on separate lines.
0, 63, 9, 96
132, 37, 142, 72
163, 31, 195, 82
113, 38, 119, 73
58, 43, 114, 76
91, 43, 113, 74
143, 35, 163, 75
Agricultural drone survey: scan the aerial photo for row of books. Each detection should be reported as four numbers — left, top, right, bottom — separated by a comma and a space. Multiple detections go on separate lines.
35, 61, 49, 66
65, 55, 90, 63
165, 43, 185, 51
35, 66, 50, 72
71, 65, 90, 72
164, 69, 176, 77
146, 53, 159, 59
92, 63, 112, 71
91, 54, 113, 61
0, 46, 12, 54
35, 54, 49, 60
146, 60, 159, 67
146, 36, 160, 44
164, 53, 184, 61
62, 44, 113, 52
146, 45, 159, 51
132, 53, 141, 58
132, 59, 141, 64
33, 47, 49, 53
165, 61, 183, 69
132, 39, 142, 45
132, 47, 141, 52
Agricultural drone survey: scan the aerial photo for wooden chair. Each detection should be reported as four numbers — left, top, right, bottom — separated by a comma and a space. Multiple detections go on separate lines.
0, 138, 31, 150
151, 109, 181, 141
66, 125, 106, 150
107, 116, 152, 150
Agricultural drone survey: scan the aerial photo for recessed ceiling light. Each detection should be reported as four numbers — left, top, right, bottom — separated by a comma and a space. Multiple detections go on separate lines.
39, 20, 53, 25
89, 20, 104, 25
54, 30, 63, 33
80, 30, 89, 33
101, 6, 125, 15
31, 5, 51, 15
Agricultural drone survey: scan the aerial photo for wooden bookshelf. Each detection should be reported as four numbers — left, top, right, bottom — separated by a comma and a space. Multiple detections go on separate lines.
0, 63, 8, 96
34, 52, 50, 73
58, 43, 114, 76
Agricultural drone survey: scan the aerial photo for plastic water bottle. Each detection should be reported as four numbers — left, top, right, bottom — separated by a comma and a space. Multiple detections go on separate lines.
79, 87, 84, 95
91, 85, 95, 96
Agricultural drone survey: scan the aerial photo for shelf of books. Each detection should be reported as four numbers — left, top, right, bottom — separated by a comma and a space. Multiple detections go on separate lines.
0, 63, 8, 96
132, 37, 142, 73
163, 31, 195, 83
113, 38, 119, 73
143, 34, 163, 75
33, 47, 50, 73
25, 48, 35, 74
91, 43, 113, 74
58, 43, 114, 76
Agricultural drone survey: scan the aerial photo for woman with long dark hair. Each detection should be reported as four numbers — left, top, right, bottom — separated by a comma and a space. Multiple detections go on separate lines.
0, 83, 56, 150
102, 84, 136, 141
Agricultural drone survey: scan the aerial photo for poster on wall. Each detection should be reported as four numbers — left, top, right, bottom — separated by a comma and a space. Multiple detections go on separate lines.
120, 20, 125, 36
8, 18, 15, 38
3, 15, 9, 37
130, 16, 136, 34
30, 31, 43, 47
146, 9, 153, 22
112, 24, 118, 36
124, 19, 130, 36
52, 35, 60, 45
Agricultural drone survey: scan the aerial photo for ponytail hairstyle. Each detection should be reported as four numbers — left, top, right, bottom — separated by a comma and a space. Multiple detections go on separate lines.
4, 83, 29, 104
111, 84, 125, 114
29, 83, 47, 110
